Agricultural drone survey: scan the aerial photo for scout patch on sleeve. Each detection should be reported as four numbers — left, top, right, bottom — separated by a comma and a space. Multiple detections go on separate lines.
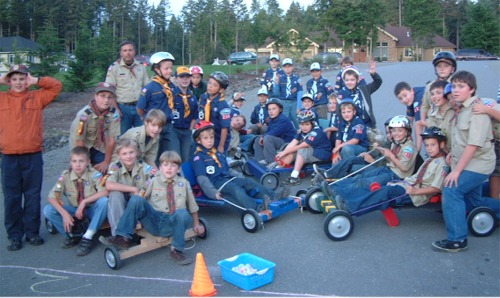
194, 156, 200, 161
354, 124, 364, 134
403, 146, 414, 159
92, 171, 103, 182
220, 108, 231, 120
307, 131, 317, 141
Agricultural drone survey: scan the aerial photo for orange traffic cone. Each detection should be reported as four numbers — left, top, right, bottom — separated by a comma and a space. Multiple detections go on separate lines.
189, 253, 217, 296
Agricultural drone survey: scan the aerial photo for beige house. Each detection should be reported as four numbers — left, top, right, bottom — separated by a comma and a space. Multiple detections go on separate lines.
372, 26, 456, 62
0, 36, 41, 73
244, 29, 321, 61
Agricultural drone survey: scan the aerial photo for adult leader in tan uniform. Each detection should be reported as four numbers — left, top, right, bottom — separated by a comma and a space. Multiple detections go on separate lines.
106, 41, 150, 134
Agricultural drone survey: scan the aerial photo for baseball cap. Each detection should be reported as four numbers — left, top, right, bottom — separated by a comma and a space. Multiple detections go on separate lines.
232, 92, 246, 101
310, 62, 321, 71
176, 66, 191, 77
6, 64, 29, 77
282, 58, 293, 66
95, 82, 117, 96
269, 54, 280, 61
257, 86, 268, 96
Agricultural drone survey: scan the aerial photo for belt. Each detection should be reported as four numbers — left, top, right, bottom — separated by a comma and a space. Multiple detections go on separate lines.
119, 102, 137, 106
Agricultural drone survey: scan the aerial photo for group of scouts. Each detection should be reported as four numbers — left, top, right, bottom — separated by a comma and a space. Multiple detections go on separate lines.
0, 39, 498, 267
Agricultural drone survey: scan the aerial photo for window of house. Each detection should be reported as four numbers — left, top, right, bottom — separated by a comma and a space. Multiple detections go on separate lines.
8, 54, 15, 64
374, 42, 388, 61
434, 48, 441, 55
404, 48, 413, 57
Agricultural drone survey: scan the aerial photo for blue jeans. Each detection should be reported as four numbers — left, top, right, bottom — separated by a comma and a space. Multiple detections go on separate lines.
43, 197, 108, 238
442, 170, 500, 241
158, 123, 173, 164
341, 185, 409, 215
282, 100, 298, 128
332, 166, 400, 200
90, 147, 105, 165
326, 156, 366, 178
116, 195, 192, 251
119, 103, 143, 135
2, 152, 43, 241
340, 144, 367, 160
170, 127, 193, 163
239, 134, 257, 152
215, 178, 272, 210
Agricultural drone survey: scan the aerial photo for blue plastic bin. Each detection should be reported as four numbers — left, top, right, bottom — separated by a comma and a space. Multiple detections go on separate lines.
217, 253, 276, 290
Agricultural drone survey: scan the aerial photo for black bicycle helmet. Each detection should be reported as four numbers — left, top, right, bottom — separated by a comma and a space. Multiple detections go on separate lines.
432, 51, 457, 70
421, 126, 447, 142
210, 71, 229, 89
265, 97, 284, 110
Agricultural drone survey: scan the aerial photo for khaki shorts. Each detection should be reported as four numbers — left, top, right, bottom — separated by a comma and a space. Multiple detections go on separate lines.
298, 147, 320, 164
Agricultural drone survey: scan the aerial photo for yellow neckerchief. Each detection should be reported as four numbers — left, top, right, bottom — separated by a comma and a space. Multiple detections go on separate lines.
152, 76, 174, 111
177, 90, 192, 118
204, 92, 225, 122
195, 146, 221, 168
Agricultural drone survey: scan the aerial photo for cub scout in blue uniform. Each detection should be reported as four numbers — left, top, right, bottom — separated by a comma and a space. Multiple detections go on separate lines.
260, 54, 284, 97
230, 92, 245, 117
119, 109, 166, 168
394, 81, 426, 151
306, 62, 334, 119
137, 52, 176, 162
171, 66, 198, 162
332, 98, 368, 164
277, 58, 302, 128
249, 86, 270, 135
106, 151, 204, 265
193, 121, 278, 210
70, 82, 121, 174
253, 98, 296, 166
272, 111, 332, 186
104, 138, 157, 236
43, 146, 109, 256
198, 71, 231, 153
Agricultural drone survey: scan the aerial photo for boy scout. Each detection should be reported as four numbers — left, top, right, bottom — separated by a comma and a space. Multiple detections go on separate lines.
43, 146, 109, 256
69, 82, 121, 174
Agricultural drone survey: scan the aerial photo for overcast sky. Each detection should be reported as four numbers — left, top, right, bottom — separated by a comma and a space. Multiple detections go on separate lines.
149, 0, 315, 16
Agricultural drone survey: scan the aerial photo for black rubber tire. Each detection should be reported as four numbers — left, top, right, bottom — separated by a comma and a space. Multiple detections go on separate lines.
305, 187, 324, 214
467, 207, 497, 237
260, 172, 279, 190
241, 209, 263, 233
323, 210, 354, 241
104, 246, 122, 270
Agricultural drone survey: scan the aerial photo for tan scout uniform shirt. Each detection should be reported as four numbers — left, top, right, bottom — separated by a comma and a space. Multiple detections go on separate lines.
106, 160, 156, 189
48, 167, 105, 207
388, 139, 418, 179
398, 156, 448, 206
427, 102, 455, 151
69, 105, 121, 153
118, 126, 159, 166
106, 59, 150, 104
479, 98, 500, 141
451, 96, 495, 175
144, 174, 199, 214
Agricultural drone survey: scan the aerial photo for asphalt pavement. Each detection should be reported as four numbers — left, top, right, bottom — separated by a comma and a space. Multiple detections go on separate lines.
1, 60, 499, 296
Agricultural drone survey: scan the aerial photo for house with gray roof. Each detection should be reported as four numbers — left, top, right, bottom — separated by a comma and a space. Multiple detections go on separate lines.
0, 36, 42, 73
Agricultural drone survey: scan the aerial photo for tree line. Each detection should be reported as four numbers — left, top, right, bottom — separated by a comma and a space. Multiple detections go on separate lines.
1, 0, 498, 91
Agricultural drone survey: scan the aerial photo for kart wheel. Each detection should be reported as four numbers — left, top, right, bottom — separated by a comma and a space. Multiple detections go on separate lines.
324, 210, 354, 241
104, 246, 122, 270
241, 209, 263, 233
198, 217, 208, 239
467, 207, 497, 237
295, 189, 307, 197
240, 154, 253, 176
260, 172, 279, 190
305, 187, 324, 214
45, 218, 58, 234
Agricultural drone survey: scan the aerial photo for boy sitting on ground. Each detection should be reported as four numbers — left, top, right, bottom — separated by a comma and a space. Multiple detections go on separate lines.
43, 146, 109, 256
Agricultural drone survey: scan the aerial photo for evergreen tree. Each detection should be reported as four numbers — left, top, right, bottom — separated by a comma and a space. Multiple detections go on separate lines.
461, 1, 500, 54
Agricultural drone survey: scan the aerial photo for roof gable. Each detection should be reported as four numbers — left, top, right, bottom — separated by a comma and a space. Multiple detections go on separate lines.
382, 25, 456, 48
0, 36, 42, 52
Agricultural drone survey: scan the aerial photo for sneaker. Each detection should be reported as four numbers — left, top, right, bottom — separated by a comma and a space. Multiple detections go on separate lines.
432, 239, 468, 252
61, 237, 80, 249
76, 237, 93, 256
106, 235, 132, 249
7, 239, 22, 251
313, 164, 327, 179
26, 235, 44, 246
170, 249, 192, 265
258, 159, 268, 165
234, 147, 243, 159
266, 161, 278, 170
283, 176, 301, 186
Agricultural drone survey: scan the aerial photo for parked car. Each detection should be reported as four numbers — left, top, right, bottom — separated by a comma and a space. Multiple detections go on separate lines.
455, 49, 499, 61
227, 52, 257, 65
313, 52, 342, 65
135, 54, 151, 66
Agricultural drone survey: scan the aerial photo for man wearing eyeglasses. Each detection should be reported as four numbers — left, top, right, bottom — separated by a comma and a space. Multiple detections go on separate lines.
69, 82, 121, 174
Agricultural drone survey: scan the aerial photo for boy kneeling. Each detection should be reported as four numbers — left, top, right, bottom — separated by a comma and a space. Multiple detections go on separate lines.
43, 146, 109, 256
106, 151, 204, 265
